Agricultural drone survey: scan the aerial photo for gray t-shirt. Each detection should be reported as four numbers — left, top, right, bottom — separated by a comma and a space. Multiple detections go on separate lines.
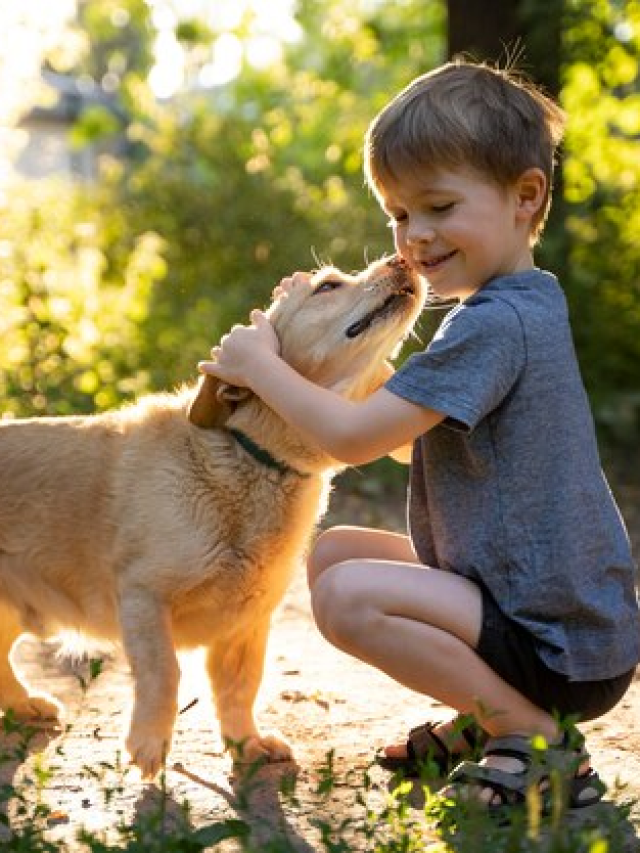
386, 268, 640, 681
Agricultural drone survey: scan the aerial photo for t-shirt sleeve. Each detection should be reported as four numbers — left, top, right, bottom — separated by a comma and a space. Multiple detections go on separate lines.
385, 298, 526, 433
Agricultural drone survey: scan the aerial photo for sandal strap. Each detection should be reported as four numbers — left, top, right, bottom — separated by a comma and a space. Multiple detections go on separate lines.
408, 715, 487, 761
483, 733, 589, 770
454, 714, 486, 751
407, 722, 449, 762
482, 735, 537, 761
568, 769, 606, 808
447, 730, 603, 813
449, 760, 540, 799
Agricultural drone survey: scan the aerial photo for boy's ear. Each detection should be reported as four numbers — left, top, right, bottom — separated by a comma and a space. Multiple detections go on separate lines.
188, 375, 250, 429
515, 168, 547, 219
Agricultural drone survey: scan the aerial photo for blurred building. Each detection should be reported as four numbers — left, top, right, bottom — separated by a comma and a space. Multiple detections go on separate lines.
6, 69, 123, 184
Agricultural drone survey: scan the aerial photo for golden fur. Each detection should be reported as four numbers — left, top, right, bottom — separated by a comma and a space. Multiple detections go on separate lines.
0, 257, 423, 777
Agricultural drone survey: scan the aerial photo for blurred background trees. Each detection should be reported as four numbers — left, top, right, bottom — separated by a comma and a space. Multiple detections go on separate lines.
1, 0, 639, 471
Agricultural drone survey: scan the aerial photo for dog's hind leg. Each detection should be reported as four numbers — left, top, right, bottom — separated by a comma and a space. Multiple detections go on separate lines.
119, 586, 180, 778
206, 617, 293, 764
0, 598, 61, 722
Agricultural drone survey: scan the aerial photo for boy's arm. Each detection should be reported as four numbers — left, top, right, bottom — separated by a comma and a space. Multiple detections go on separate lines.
199, 312, 443, 466
375, 362, 413, 464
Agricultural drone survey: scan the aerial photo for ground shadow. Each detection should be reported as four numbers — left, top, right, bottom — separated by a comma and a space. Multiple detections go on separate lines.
131, 759, 319, 853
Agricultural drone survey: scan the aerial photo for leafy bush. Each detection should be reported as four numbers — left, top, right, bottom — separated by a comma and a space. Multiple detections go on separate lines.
0, 183, 165, 416
2, 0, 640, 467
561, 0, 640, 456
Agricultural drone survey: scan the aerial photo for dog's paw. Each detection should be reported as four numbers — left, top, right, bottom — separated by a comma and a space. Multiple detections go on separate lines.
126, 729, 171, 779
234, 733, 293, 765
4, 695, 62, 725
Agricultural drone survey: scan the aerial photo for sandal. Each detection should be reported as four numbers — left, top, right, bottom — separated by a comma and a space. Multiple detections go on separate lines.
376, 714, 487, 777
445, 731, 606, 819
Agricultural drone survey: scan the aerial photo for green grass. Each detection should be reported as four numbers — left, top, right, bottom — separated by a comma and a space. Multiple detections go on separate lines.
0, 708, 637, 853
0, 666, 636, 852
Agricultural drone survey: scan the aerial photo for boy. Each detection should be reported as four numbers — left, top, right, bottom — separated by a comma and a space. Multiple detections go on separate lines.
199, 61, 639, 812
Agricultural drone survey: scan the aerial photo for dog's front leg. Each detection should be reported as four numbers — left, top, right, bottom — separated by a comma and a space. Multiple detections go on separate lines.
206, 617, 292, 765
118, 587, 180, 779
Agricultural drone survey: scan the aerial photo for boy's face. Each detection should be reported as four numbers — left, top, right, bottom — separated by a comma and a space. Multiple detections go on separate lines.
379, 165, 535, 302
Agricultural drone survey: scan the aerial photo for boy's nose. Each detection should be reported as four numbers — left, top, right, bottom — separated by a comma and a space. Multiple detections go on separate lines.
406, 220, 435, 245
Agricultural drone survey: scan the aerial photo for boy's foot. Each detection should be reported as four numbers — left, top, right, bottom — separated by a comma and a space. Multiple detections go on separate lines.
376, 714, 486, 777
444, 732, 606, 814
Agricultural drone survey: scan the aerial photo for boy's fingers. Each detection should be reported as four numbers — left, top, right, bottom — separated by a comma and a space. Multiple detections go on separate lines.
250, 309, 268, 325
198, 360, 219, 375
272, 272, 310, 298
272, 279, 291, 298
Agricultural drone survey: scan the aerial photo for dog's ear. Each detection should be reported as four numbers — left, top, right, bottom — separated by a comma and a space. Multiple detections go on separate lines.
188, 375, 250, 429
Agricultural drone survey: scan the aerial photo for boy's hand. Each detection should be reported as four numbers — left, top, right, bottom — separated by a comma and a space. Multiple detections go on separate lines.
198, 310, 280, 388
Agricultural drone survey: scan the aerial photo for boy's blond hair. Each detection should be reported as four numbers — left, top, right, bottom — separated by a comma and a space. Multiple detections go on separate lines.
364, 61, 566, 242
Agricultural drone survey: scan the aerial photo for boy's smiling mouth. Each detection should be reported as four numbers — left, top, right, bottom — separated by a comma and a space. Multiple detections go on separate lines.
418, 249, 458, 271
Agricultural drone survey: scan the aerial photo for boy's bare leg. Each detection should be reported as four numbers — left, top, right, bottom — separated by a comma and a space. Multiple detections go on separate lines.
308, 525, 421, 586
311, 554, 558, 738
307, 527, 581, 803
309, 527, 465, 750
309, 527, 469, 746
309, 527, 557, 738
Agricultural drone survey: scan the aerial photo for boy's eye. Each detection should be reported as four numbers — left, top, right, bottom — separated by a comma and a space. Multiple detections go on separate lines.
431, 202, 454, 213
314, 279, 342, 294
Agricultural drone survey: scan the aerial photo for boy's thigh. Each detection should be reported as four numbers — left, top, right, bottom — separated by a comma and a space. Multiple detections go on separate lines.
308, 526, 418, 585
316, 559, 484, 649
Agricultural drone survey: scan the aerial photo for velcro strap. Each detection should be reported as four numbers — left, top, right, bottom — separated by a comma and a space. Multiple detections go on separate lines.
483, 735, 537, 761
449, 760, 541, 793
407, 722, 448, 761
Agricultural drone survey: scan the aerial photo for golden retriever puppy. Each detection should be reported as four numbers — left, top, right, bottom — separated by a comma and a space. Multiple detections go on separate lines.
0, 256, 424, 777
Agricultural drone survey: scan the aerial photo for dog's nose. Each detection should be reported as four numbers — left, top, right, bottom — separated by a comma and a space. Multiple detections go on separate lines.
387, 254, 408, 270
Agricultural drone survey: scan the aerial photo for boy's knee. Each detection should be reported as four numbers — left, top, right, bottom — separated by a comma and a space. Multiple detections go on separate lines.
307, 527, 349, 590
310, 565, 374, 650
310, 566, 347, 645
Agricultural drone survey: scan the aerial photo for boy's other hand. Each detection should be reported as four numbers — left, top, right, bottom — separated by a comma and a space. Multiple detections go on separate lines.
198, 310, 280, 388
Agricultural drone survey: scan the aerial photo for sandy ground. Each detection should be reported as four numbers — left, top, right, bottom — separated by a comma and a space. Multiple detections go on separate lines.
1, 481, 639, 851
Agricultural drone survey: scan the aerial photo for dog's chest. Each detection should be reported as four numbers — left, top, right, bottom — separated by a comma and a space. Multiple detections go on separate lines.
170, 472, 328, 646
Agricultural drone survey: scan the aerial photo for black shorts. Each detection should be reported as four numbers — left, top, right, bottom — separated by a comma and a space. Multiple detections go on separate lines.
476, 584, 635, 722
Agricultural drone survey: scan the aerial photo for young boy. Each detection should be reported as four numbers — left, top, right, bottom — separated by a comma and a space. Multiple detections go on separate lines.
199, 61, 639, 812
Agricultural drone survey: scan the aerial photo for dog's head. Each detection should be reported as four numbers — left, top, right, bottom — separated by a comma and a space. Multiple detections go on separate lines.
188, 256, 424, 428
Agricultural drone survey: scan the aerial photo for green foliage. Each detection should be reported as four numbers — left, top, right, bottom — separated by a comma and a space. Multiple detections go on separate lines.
72, 0, 154, 85
2, 0, 639, 463
2, 733, 635, 851
561, 0, 640, 454
0, 183, 164, 416
64, 0, 446, 390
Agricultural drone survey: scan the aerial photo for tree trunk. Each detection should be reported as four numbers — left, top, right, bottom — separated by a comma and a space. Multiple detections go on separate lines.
446, 0, 566, 273
447, 0, 520, 68
446, 0, 562, 96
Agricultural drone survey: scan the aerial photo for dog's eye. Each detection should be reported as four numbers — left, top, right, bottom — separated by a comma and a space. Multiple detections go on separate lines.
314, 279, 342, 295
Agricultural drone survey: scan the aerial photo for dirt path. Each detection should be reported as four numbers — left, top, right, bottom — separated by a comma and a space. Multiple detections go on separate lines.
2, 483, 639, 851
